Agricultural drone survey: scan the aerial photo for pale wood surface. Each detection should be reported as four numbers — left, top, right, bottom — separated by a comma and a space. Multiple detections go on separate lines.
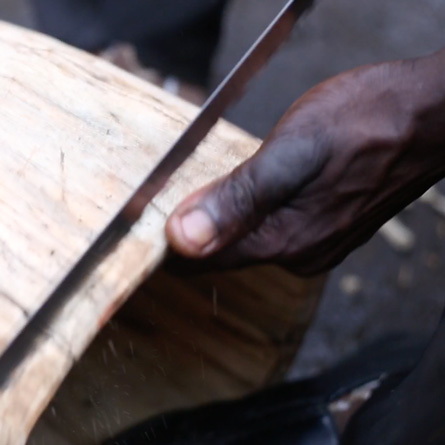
0, 21, 325, 444
29, 267, 324, 444
0, 21, 265, 443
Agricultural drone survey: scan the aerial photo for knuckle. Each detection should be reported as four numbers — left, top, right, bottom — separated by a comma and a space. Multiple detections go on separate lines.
203, 172, 258, 238
247, 212, 298, 261
220, 174, 257, 224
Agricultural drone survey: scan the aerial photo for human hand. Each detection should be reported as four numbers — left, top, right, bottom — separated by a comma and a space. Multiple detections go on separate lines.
166, 50, 445, 275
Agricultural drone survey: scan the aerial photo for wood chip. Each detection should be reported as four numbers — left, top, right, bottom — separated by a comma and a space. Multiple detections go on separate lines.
340, 275, 363, 296
378, 217, 415, 252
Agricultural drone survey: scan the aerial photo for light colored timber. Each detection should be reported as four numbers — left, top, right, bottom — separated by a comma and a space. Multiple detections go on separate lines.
29, 267, 324, 444
0, 21, 325, 444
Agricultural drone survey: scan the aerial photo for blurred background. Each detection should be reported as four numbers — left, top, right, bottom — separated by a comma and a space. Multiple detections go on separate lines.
2, 0, 445, 379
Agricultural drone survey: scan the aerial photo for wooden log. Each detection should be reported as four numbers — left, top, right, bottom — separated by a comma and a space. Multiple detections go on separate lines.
29, 267, 325, 444
0, 21, 325, 444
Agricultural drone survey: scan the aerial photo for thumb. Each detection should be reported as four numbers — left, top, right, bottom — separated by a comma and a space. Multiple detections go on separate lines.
166, 132, 327, 258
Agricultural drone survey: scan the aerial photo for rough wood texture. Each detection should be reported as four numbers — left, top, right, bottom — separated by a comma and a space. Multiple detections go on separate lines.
29, 267, 324, 444
0, 21, 260, 443
0, 21, 324, 444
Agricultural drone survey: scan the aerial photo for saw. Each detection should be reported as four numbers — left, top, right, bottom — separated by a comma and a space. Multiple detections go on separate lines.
0, 0, 314, 384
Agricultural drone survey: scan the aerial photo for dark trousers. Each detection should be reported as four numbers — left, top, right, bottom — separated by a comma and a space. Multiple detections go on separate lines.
31, 0, 229, 86
343, 310, 445, 445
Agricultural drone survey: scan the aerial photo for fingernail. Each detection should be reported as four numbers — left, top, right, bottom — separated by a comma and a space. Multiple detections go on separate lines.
180, 209, 217, 250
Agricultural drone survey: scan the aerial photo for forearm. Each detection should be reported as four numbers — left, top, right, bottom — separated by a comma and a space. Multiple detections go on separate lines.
397, 47, 445, 161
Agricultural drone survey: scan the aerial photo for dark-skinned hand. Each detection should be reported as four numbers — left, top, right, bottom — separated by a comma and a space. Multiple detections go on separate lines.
166, 48, 445, 275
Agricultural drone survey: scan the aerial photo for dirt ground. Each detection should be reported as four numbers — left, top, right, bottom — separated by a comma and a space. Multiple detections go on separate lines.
1, 0, 445, 380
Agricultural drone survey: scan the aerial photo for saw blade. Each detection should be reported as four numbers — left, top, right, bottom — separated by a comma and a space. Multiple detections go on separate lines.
0, 0, 314, 385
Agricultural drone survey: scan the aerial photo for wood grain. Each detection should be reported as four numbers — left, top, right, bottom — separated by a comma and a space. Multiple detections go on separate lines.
29, 267, 324, 444
0, 21, 325, 444
0, 21, 264, 443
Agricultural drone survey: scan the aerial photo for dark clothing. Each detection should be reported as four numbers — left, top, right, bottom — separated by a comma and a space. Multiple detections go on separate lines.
343, 312, 445, 445
104, 334, 427, 445
31, 0, 229, 86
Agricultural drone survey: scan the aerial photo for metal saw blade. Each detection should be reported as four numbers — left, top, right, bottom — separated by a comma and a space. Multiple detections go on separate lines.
0, 0, 315, 385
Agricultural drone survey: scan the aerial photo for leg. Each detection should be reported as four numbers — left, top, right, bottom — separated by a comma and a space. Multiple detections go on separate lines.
343, 311, 445, 445
31, 0, 110, 52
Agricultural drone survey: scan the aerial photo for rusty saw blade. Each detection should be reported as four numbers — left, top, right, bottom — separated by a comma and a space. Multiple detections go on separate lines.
0, 0, 314, 385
